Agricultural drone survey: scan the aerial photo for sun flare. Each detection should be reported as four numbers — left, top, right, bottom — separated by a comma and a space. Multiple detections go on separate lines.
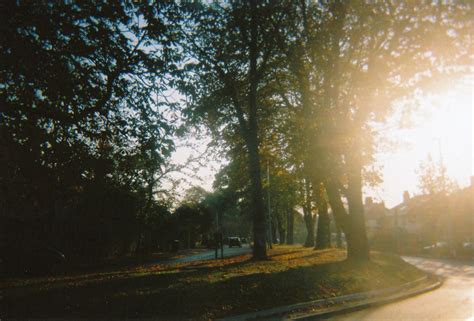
411, 86, 472, 175
371, 81, 473, 207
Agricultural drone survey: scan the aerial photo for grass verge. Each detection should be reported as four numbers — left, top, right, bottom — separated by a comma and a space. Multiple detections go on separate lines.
0, 245, 425, 320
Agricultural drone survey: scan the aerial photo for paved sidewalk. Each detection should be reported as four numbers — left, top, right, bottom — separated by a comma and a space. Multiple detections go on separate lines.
157, 245, 252, 265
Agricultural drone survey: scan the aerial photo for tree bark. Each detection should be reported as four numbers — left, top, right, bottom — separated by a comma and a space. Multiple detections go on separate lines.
303, 178, 315, 247
271, 217, 278, 244
315, 194, 331, 249
303, 204, 315, 247
248, 0, 266, 259
247, 135, 266, 259
276, 210, 286, 244
345, 158, 370, 260
324, 175, 370, 261
309, 177, 331, 249
286, 204, 294, 245
336, 224, 343, 248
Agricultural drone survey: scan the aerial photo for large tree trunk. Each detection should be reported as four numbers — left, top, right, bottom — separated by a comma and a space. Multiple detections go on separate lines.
324, 0, 369, 260
336, 224, 343, 248
247, 122, 266, 259
286, 204, 294, 245
303, 179, 315, 247
324, 176, 370, 261
248, 0, 266, 260
276, 211, 286, 244
345, 159, 370, 260
303, 206, 315, 247
315, 195, 331, 249
271, 217, 278, 244
310, 178, 331, 249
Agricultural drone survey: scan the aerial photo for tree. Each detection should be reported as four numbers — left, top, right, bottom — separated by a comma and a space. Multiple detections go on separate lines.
173, 203, 213, 249
266, 1, 338, 251
416, 154, 458, 195
208, 153, 255, 239
174, 2, 285, 259
314, 183, 331, 249
268, 165, 299, 245
0, 2, 180, 262
272, 1, 471, 260
302, 178, 315, 247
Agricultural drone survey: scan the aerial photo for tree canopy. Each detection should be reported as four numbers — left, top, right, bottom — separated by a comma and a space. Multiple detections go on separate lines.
1, 1, 471, 264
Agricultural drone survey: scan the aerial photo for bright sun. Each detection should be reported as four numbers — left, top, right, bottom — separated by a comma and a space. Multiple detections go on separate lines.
371, 79, 473, 207
416, 85, 473, 175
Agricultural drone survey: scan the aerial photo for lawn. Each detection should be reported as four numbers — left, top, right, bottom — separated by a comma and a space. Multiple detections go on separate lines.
0, 246, 425, 320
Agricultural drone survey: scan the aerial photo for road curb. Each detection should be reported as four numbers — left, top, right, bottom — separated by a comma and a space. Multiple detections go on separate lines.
290, 275, 442, 320
218, 275, 441, 321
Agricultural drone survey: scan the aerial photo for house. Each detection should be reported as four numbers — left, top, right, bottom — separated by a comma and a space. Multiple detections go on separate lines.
447, 177, 473, 244
387, 191, 448, 244
387, 192, 427, 234
325, 197, 388, 243
364, 197, 388, 238
385, 177, 474, 247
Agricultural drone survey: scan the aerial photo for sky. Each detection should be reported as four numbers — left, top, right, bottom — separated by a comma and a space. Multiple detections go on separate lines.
367, 81, 473, 207
170, 80, 473, 209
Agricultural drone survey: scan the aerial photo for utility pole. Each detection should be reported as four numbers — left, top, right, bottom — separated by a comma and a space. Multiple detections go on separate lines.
437, 139, 445, 191
437, 138, 454, 257
215, 210, 218, 259
267, 160, 273, 249
214, 211, 223, 259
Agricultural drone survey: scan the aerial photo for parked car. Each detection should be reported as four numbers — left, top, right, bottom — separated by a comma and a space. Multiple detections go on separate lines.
422, 241, 448, 255
228, 237, 242, 248
462, 242, 474, 256
463, 242, 474, 250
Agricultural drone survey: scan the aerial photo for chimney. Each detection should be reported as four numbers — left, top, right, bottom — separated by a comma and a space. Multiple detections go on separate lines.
403, 191, 410, 204
365, 196, 373, 206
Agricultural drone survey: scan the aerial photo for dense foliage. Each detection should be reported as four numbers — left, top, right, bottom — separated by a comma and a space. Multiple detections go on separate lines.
0, 2, 180, 264
0, 1, 471, 269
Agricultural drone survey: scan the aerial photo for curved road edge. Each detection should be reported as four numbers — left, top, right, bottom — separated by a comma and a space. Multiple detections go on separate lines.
289, 274, 442, 321
218, 272, 442, 321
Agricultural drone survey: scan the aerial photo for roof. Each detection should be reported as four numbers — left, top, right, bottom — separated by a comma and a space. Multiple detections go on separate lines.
364, 202, 388, 219
388, 194, 437, 216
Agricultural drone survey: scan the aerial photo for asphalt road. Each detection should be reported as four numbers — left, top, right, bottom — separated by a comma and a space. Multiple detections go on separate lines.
160, 244, 252, 265
318, 256, 474, 321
